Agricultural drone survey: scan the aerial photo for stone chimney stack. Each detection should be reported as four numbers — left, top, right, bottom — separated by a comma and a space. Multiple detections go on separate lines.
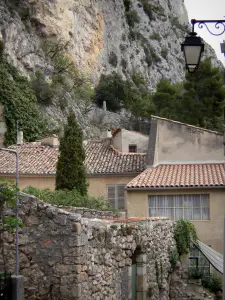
103, 101, 107, 112
17, 131, 23, 145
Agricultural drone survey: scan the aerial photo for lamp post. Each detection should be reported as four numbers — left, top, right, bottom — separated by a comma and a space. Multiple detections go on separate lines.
0, 148, 19, 276
181, 18, 225, 73
182, 18, 225, 300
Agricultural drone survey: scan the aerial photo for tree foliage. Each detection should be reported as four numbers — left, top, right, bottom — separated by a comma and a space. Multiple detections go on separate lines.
56, 112, 87, 195
174, 219, 198, 256
153, 59, 225, 131
94, 72, 126, 112
181, 59, 225, 131
0, 56, 46, 146
94, 72, 155, 117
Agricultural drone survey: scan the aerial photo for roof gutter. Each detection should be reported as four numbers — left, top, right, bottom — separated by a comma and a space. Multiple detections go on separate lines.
86, 172, 142, 177
125, 186, 225, 191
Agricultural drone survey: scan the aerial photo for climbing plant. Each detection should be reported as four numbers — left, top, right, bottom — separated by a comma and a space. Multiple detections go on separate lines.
0, 179, 22, 271
174, 219, 198, 256
0, 55, 46, 146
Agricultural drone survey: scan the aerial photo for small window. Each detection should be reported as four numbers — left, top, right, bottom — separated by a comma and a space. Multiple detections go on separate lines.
107, 185, 125, 209
129, 144, 137, 153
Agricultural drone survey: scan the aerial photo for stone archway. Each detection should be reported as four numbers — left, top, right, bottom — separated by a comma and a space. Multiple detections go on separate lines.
131, 247, 147, 300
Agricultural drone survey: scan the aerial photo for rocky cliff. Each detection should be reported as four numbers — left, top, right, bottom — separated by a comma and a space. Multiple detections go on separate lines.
0, 0, 221, 138
0, 0, 220, 87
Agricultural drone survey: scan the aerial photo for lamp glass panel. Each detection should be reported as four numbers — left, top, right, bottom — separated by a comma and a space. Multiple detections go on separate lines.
183, 45, 202, 66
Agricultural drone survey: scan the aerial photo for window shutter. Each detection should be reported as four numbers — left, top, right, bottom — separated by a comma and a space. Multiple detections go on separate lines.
117, 185, 125, 209
107, 186, 116, 208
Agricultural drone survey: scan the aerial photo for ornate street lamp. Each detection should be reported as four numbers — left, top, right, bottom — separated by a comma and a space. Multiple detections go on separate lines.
181, 32, 204, 73
181, 19, 225, 73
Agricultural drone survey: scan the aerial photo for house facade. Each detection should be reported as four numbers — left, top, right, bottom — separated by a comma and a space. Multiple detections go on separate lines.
0, 129, 148, 210
126, 116, 225, 254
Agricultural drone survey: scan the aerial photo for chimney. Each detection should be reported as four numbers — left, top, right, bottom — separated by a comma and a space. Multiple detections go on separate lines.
103, 101, 107, 112
41, 135, 59, 147
17, 131, 23, 145
106, 129, 112, 138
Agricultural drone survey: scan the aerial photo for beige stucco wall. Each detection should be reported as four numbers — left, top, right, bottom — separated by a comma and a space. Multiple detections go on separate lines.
0, 175, 56, 190
112, 129, 148, 153
127, 188, 225, 254
153, 118, 224, 165
87, 175, 135, 198
0, 173, 134, 199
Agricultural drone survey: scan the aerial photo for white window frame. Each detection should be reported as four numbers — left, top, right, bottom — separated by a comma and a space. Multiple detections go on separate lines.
107, 184, 126, 210
148, 194, 209, 220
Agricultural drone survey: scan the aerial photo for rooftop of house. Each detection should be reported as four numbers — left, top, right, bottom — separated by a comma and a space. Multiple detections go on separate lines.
0, 139, 147, 176
126, 163, 225, 189
151, 115, 223, 136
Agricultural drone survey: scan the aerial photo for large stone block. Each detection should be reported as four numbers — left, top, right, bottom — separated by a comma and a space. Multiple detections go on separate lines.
60, 283, 82, 299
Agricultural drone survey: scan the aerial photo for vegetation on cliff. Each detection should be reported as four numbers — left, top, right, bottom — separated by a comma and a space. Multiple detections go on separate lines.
0, 53, 46, 146
94, 59, 225, 132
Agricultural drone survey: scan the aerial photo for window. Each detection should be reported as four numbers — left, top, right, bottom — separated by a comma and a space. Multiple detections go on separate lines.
189, 246, 210, 277
107, 185, 125, 209
129, 144, 137, 153
148, 194, 209, 220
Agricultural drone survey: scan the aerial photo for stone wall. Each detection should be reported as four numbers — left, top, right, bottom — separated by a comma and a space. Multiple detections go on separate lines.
1, 194, 186, 300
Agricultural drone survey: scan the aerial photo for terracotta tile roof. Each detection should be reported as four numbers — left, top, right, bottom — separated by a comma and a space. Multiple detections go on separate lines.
0, 140, 146, 175
126, 163, 225, 189
151, 115, 223, 135
0, 143, 59, 175
84, 140, 146, 174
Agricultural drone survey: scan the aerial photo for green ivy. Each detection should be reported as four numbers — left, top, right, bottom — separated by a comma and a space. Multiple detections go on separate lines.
174, 219, 198, 256
0, 57, 46, 146
23, 186, 113, 211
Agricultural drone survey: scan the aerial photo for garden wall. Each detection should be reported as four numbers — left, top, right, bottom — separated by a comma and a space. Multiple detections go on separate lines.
1, 194, 187, 300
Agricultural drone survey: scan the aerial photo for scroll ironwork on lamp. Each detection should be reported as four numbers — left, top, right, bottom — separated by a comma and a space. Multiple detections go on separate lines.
181, 18, 225, 73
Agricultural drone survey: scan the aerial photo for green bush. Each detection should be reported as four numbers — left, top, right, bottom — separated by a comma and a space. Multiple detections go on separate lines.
123, 0, 131, 11
161, 47, 168, 60
169, 250, 179, 266
141, 1, 154, 21
126, 9, 140, 28
150, 32, 161, 41
141, 1, 164, 20
108, 52, 118, 67
174, 219, 198, 256
23, 186, 113, 211
188, 267, 203, 279
31, 71, 54, 105
209, 274, 223, 294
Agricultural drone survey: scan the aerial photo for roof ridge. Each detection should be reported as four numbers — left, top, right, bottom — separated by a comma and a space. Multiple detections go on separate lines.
157, 163, 225, 167
151, 115, 223, 135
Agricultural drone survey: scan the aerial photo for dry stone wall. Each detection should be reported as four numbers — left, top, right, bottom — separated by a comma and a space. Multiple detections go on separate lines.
2, 194, 187, 300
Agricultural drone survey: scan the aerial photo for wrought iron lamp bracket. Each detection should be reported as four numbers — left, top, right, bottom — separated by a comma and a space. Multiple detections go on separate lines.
191, 19, 225, 36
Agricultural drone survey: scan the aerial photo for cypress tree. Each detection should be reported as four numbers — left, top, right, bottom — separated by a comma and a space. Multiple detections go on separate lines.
56, 111, 87, 195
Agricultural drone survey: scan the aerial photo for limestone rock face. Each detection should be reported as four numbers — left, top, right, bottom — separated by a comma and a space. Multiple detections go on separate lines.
0, 0, 220, 89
